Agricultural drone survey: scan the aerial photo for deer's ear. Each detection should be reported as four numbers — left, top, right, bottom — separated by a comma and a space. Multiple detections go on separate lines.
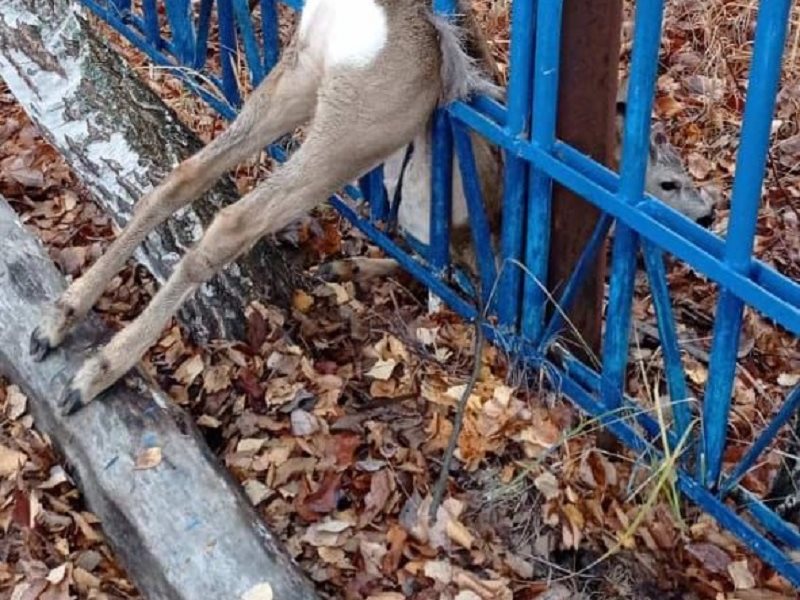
649, 136, 661, 162
649, 141, 658, 162
649, 126, 668, 161
651, 123, 669, 147
652, 130, 668, 146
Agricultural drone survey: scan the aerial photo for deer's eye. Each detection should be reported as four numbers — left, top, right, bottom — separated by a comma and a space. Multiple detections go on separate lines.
660, 181, 679, 192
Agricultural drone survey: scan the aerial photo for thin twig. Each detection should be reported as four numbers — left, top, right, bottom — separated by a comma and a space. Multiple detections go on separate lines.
429, 270, 485, 520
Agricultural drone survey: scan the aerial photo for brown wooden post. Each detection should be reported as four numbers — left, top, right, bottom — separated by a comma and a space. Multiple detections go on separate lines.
548, 0, 623, 357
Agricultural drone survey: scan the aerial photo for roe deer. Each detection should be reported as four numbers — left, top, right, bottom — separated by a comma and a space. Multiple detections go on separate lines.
31, 0, 715, 413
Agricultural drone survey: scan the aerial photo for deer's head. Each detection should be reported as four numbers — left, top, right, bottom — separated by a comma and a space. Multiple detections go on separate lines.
645, 126, 716, 227
615, 81, 716, 227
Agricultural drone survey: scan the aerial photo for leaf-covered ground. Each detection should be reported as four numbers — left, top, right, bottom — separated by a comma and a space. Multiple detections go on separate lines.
2, 1, 800, 599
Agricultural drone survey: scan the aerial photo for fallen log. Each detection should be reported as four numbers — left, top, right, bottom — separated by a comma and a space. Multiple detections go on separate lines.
0, 198, 319, 600
0, 0, 305, 344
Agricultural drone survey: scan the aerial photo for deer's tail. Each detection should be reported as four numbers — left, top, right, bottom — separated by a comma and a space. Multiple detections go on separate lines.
430, 3, 503, 105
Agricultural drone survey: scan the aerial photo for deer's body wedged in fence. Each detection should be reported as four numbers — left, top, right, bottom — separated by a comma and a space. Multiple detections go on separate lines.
29, 0, 499, 412
320, 75, 719, 282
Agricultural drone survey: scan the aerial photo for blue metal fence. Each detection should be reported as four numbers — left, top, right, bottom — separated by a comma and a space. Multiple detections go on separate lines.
80, 0, 800, 586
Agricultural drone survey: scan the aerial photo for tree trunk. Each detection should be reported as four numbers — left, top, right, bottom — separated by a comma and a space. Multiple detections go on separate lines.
548, 0, 623, 356
0, 198, 319, 600
0, 0, 306, 344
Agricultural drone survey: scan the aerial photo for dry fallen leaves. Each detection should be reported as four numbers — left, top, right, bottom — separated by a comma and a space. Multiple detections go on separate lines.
0, 444, 27, 477
133, 447, 163, 470
241, 582, 273, 600
4, 0, 800, 597
728, 559, 756, 590
5, 385, 27, 420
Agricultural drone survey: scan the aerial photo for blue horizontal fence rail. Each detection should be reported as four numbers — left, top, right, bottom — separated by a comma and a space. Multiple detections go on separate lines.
78, 0, 800, 586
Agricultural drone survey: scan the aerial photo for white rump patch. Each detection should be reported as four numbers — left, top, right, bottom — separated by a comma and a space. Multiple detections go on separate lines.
299, 0, 388, 68
386, 129, 470, 246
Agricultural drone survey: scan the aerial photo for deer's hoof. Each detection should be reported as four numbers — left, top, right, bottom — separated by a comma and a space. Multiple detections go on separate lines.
60, 387, 86, 416
315, 259, 359, 282
29, 327, 54, 362
60, 355, 112, 416
315, 262, 339, 282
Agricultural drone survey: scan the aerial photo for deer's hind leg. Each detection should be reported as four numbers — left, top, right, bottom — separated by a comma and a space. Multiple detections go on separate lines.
61, 63, 440, 413
317, 258, 403, 282
30, 44, 320, 360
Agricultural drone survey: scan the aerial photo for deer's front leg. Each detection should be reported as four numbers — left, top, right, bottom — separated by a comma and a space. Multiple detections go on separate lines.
29, 159, 203, 360
30, 47, 319, 361
60, 199, 264, 413
62, 34, 441, 412
61, 157, 335, 413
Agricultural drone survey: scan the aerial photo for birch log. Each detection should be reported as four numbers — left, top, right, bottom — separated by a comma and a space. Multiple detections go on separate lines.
0, 198, 319, 600
0, 0, 305, 343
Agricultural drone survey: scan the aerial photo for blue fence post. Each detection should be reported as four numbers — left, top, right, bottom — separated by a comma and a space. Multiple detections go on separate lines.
600, 0, 664, 412
430, 109, 454, 279
142, 0, 161, 47
429, 0, 458, 281
164, 0, 196, 65
193, 0, 214, 70
217, 0, 243, 107
231, 0, 266, 85
496, 0, 536, 332
360, 167, 389, 224
702, 0, 792, 489
260, 0, 281, 73
521, 0, 562, 341
641, 242, 692, 442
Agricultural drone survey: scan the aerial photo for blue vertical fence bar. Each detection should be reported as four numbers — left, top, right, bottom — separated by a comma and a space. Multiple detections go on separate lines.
702, 0, 792, 489
429, 0, 458, 277
496, 0, 536, 330
600, 0, 664, 411
430, 109, 454, 276
260, 0, 281, 73
142, 0, 160, 46
231, 0, 266, 85
360, 167, 389, 223
641, 242, 692, 442
217, 0, 243, 107
164, 0, 196, 64
193, 0, 214, 69
522, 0, 563, 341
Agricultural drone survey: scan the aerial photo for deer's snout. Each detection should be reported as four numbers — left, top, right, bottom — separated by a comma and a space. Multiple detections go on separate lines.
697, 206, 716, 228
